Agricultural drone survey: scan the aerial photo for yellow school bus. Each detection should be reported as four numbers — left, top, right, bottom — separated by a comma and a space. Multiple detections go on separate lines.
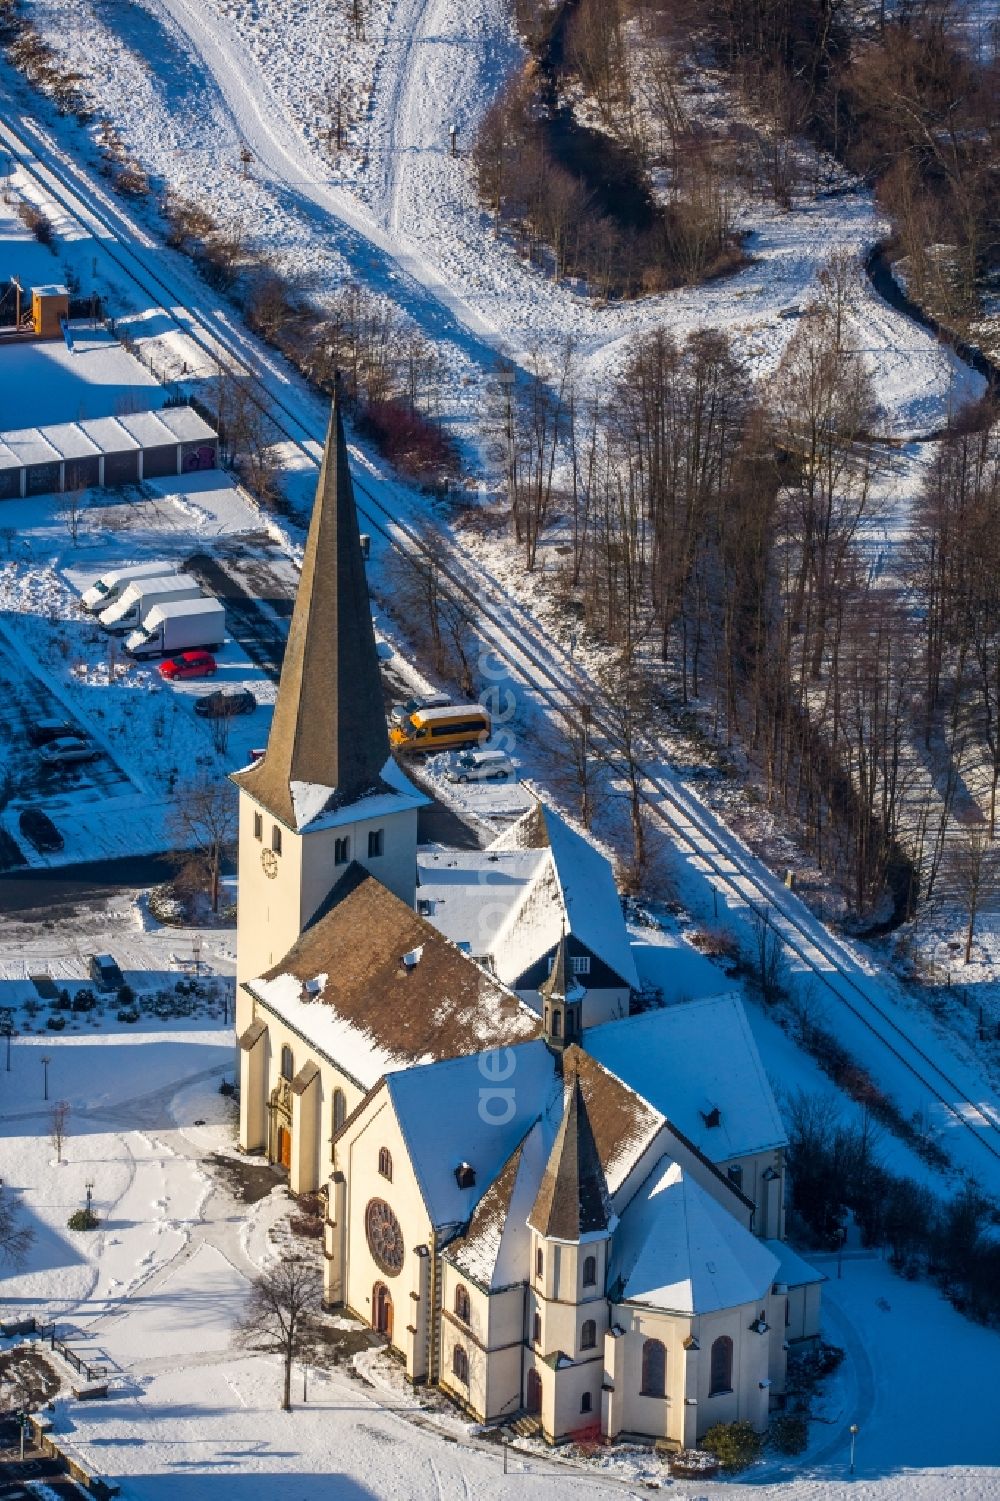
389, 703, 492, 754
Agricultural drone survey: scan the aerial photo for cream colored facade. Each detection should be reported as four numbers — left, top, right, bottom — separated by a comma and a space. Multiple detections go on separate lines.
719, 1148, 786, 1241
235, 790, 419, 998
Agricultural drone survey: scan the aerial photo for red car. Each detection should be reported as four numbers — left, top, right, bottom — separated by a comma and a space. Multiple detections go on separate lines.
158, 650, 217, 681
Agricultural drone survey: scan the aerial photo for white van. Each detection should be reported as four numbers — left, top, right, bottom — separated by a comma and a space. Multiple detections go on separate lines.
82, 561, 176, 613
99, 574, 201, 632
446, 748, 515, 784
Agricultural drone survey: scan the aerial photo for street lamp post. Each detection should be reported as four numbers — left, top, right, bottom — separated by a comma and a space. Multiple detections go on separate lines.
40, 1054, 51, 1101
849, 1422, 859, 1475
85, 1180, 95, 1220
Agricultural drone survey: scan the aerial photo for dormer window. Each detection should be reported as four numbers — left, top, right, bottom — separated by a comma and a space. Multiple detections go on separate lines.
334, 836, 350, 865
701, 1105, 722, 1129
454, 1162, 476, 1190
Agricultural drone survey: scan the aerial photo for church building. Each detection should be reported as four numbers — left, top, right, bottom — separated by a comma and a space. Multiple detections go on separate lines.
233, 399, 823, 1449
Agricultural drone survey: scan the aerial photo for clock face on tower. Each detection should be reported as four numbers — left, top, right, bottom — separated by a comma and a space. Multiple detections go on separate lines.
365, 1197, 404, 1276
261, 847, 278, 879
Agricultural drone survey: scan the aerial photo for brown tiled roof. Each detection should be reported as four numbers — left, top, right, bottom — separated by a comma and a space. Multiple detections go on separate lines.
234, 397, 391, 828
529, 1063, 610, 1241
249, 864, 541, 1073
571, 1047, 664, 1195
446, 1136, 527, 1285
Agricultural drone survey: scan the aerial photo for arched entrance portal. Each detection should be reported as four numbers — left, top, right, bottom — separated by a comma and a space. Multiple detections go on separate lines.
373, 1282, 393, 1340
526, 1367, 542, 1414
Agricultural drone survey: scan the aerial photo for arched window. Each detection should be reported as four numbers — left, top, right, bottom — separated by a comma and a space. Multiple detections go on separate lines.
551, 1009, 561, 1038
532, 1311, 542, 1344
581, 1319, 597, 1350
583, 1254, 597, 1287
581, 1391, 592, 1414
640, 1338, 666, 1397
454, 1284, 470, 1324
280, 1045, 294, 1081
452, 1344, 468, 1384
332, 1088, 346, 1135
709, 1335, 733, 1396
378, 1147, 393, 1181
535, 1246, 544, 1279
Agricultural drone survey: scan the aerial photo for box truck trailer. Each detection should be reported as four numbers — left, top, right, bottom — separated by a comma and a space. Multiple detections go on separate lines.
125, 597, 226, 659
82, 560, 177, 613
99, 573, 201, 632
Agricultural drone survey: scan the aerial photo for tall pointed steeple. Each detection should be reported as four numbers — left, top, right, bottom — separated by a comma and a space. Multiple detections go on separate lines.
234, 396, 391, 829
529, 1062, 610, 1241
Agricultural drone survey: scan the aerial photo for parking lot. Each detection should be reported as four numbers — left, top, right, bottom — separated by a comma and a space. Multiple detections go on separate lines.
0, 617, 136, 866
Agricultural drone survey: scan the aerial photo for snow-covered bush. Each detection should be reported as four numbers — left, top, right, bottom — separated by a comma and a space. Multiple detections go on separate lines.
700, 1420, 763, 1471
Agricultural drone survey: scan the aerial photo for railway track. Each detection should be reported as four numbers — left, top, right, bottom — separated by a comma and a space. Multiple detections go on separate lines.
4, 108, 1000, 1175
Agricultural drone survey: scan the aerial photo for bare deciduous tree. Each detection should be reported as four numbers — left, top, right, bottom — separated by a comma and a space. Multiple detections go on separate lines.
49, 1100, 70, 1164
948, 821, 1000, 965
237, 1254, 323, 1411
167, 780, 237, 913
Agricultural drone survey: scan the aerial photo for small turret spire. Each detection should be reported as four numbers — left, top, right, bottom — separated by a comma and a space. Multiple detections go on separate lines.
540, 929, 585, 1060
529, 1060, 610, 1240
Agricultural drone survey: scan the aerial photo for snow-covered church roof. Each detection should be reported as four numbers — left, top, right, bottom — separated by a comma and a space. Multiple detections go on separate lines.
245, 863, 541, 1091
418, 799, 639, 992
586, 996, 787, 1163
385, 1041, 559, 1233
610, 1159, 780, 1314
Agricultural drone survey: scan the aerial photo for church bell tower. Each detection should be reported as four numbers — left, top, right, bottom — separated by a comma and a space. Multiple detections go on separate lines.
232, 396, 427, 1018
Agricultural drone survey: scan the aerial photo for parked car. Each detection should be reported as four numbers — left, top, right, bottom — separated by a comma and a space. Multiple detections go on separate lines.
38, 737, 98, 767
89, 954, 124, 992
390, 692, 452, 727
159, 650, 218, 681
18, 807, 63, 854
194, 686, 257, 718
446, 748, 515, 783
27, 719, 86, 748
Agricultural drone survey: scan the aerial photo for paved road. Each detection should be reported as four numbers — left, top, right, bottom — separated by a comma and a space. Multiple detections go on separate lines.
0, 852, 180, 916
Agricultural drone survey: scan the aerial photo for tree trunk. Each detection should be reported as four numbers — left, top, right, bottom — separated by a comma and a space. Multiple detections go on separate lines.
282, 1351, 292, 1411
